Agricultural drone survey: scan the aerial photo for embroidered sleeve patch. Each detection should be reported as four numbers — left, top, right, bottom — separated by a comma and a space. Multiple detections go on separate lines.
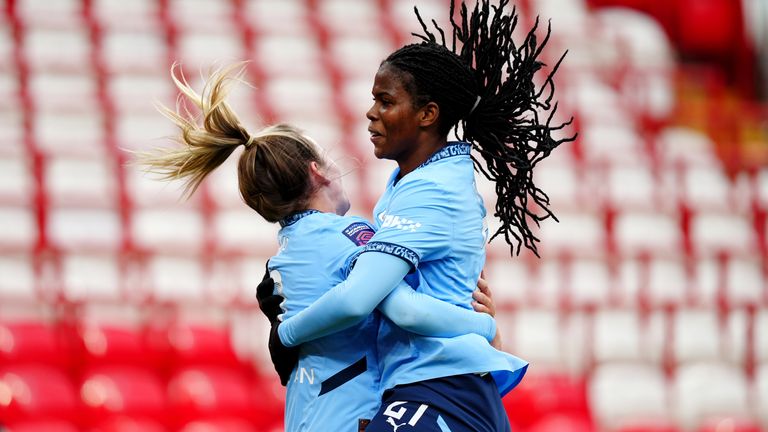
342, 222, 375, 246
363, 241, 420, 269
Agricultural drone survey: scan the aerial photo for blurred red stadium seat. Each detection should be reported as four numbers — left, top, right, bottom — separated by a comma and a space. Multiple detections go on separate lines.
47, 206, 122, 253
568, 258, 613, 309
89, 416, 168, 432
61, 253, 123, 302
618, 420, 681, 432
591, 7, 675, 125
176, 32, 245, 74
316, 0, 383, 38
167, 0, 235, 33
131, 209, 205, 255
178, 417, 260, 432
91, 0, 161, 32
615, 256, 689, 309
655, 127, 721, 169
673, 362, 752, 429
755, 364, 768, 428
503, 372, 591, 429
165, 322, 241, 368
79, 365, 168, 428
99, 29, 168, 75
675, 0, 742, 56
723, 256, 764, 308
167, 365, 282, 428
592, 309, 644, 363
506, 309, 564, 369
600, 162, 660, 212
613, 210, 683, 258
144, 255, 206, 302
589, 362, 671, 429
28, 70, 100, 114
0, 255, 36, 302
689, 211, 757, 258
524, 413, 594, 432
0, 207, 38, 254
21, 27, 92, 74
75, 321, 156, 368
43, 156, 117, 207
755, 313, 768, 365
536, 210, 606, 258
580, 123, 650, 166
14, 0, 85, 28
696, 417, 763, 432
672, 308, 724, 365
0, 364, 79, 424
0, 321, 74, 367
2, 420, 80, 432
0, 155, 34, 206
528, 156, 584, 212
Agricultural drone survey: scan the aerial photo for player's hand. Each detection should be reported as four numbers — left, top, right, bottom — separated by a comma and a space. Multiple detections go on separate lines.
472, 275, 496, 317
268, 322, 300, 386
256, 263, 284, 325
491, 326, 503, 350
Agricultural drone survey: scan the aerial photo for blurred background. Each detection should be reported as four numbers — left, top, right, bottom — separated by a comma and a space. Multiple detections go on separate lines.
0, 0, 766, 431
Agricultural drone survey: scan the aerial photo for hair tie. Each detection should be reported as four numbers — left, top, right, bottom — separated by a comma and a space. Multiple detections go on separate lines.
244, 135, 255, 148
469, 95, 482, 115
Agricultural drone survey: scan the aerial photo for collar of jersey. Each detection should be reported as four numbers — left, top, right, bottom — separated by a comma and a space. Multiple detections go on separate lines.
279, 209, 321, 227
417, 141, 471, 169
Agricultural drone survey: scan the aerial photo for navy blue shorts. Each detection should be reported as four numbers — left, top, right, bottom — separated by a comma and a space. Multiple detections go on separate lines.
365, 373, 511, 432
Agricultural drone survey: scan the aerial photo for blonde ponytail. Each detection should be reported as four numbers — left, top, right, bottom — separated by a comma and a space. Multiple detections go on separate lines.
137, 62, 324, 223
138, 62, 252, 198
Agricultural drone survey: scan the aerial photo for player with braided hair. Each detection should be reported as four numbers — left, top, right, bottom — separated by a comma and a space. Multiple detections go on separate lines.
391, 0, 574, 256
272, 0, 573, 430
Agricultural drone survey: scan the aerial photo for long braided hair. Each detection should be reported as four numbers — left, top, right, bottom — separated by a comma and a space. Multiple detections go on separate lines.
383, 0, 576, 256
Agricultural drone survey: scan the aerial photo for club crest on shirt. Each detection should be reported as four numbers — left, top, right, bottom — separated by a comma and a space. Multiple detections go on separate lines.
342, 222, 375, 246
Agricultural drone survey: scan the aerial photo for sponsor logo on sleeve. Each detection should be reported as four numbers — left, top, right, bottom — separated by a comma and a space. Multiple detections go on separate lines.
378, 213, 422, 232
342, 222, 375, 246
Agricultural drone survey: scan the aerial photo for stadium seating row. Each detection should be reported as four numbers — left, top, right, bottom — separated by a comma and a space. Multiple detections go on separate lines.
2, 316, 766, 431
1, 249, 764, 311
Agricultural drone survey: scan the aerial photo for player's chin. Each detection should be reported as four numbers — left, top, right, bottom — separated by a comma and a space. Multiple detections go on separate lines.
372, 145, 388, 160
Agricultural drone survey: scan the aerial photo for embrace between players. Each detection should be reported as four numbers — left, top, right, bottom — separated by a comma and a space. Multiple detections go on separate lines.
139, 1, 573, 430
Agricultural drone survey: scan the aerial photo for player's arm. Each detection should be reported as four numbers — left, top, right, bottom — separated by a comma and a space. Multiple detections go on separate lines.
377, 283, 496, 342
278, 178, 476, 347
277, 251, 411, 347
277, 251, 496, 346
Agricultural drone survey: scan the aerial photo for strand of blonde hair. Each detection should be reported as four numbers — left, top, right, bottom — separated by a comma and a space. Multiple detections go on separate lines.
135, 61, 253, 198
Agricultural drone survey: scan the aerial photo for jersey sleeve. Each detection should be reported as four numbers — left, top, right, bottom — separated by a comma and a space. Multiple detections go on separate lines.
377, 284, 496, 342
278, 251, 411, 347
364, 178, 454, 269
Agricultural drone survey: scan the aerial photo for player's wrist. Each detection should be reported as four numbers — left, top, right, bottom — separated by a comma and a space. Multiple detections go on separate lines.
277, 319, 295, 347
485, 315, 497, 343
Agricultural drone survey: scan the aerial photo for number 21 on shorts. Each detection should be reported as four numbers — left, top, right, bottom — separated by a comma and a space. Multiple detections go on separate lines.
384, 401, 429, 431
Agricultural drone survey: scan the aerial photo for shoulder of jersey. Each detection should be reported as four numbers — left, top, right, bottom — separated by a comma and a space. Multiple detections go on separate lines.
339, 218, 375, 247
299, 213, 375, 247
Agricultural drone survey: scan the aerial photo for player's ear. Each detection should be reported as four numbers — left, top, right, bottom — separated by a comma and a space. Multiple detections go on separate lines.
418, 101, 440, 128
309, 161, 330, 186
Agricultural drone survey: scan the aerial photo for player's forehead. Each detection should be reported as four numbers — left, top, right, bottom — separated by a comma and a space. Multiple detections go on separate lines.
371, 63, 411, 99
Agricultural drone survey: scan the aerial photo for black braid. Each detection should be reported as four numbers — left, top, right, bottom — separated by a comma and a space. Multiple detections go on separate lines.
383, 44, 478, 135
385, 0, 576, 257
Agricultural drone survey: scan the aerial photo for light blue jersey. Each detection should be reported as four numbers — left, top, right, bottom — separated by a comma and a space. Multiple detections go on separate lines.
365, 142, 528, 396
269, 208, 499, 431
269, 210, 381, 431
